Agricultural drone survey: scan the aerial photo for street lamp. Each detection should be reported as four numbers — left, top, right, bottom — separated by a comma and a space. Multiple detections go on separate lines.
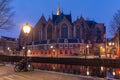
23, 23, 31, 34
85, 45, 89, 59
50, 44, 58, 58
22, 22, 31, 71
50, 45, 53, 57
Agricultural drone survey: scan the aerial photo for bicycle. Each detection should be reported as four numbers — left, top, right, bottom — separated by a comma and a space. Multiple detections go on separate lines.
14, 61, 34, 72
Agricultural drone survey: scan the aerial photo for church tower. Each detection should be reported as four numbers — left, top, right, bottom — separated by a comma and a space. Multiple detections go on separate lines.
57, 6, 61, 15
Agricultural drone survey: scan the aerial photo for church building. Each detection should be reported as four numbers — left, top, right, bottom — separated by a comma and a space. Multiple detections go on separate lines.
19, 7, 106, 57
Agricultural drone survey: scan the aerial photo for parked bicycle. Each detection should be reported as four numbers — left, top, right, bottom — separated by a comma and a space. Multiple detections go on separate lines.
14, 58, 34, 72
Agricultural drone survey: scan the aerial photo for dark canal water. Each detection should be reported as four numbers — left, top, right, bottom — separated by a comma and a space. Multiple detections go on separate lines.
32, 63, 120, 79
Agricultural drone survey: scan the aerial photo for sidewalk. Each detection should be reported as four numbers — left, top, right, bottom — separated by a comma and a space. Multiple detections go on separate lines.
0, 62, 5, 66
15, 70, 105, 80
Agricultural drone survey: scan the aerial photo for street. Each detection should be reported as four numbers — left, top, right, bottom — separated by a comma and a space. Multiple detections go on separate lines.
0, 64, 105, 80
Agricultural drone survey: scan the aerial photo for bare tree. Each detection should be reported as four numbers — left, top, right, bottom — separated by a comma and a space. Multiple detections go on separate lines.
110, 10, 120, 36
0, 0, 14, 29
110, 10, 120, 57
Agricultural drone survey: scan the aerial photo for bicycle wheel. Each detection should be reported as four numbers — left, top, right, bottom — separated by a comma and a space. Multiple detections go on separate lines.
14, 64, 21, 72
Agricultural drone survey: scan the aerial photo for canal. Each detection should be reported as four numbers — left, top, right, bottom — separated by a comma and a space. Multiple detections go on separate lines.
32, 62, 120, 79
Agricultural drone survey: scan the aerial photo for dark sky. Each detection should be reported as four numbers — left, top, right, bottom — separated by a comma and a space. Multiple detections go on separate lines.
2, 0, 120, 38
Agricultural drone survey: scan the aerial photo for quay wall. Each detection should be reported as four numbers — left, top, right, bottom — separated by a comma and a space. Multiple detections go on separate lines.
0, 55, 120, 68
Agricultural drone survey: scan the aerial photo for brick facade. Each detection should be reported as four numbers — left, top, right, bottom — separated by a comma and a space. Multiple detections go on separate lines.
19, 7, 106, 57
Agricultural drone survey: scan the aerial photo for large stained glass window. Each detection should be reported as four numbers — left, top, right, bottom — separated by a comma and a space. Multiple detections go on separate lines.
47, 25, 52, 39
76, 25, 80, 38
61, 24, 68, 38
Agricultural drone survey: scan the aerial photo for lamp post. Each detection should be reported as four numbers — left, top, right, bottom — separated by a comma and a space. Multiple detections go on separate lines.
85, 45, 89, 59
50, 43, 58, 58
86, 45, 89, 54
22, 22, 31, 71
50, 45, 53, 57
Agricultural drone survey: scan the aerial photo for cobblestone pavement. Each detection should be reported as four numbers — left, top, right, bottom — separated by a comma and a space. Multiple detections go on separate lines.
0, 65, 109, 80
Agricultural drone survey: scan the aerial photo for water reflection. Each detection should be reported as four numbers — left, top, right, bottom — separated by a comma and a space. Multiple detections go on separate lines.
32, 63, 120, 79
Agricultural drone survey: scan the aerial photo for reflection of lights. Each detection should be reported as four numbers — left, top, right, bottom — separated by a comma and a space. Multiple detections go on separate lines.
53, 49, 55, 52
86, 67, 89, 76
52, 66, 55, 70
119, 71, 120, 74
100, 46, 103, 48
52, 64, 56, 70
87, 71, 89, 76
8, 47, 10, 50
113, 71, 116, 76
118, 69, 120, 74
101, 66, 104, 71
117, 69, 120, 75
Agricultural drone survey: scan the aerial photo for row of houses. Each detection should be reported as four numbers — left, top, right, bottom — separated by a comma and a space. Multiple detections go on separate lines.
0, 36, 18, 55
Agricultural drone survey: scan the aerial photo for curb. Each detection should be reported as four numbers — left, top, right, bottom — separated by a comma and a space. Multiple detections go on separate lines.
0, 63, 5, 66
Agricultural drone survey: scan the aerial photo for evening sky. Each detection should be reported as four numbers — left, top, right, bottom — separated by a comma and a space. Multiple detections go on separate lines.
1, 0, 120, 38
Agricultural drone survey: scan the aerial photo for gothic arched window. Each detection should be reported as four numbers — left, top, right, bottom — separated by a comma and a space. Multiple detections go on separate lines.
61, 24, 68, 38
76, 25, 80, 38
47, 25, 52, 39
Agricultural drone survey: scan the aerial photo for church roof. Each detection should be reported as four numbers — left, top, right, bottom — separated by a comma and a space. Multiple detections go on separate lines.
52, 13, 72, 24
86, 20, 97, 28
